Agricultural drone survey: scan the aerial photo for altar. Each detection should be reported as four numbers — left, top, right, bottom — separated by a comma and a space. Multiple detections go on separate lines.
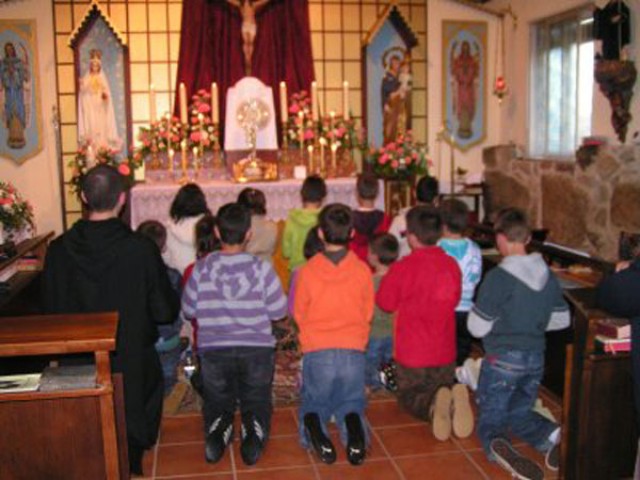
130, 177, 384, 229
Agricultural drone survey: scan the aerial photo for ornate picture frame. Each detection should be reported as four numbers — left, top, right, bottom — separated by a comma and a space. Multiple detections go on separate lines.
0, 19, 42, 164
442, 20, 487, 151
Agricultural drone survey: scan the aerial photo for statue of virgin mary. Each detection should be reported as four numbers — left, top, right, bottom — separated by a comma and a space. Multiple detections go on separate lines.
77, 49, 121, 158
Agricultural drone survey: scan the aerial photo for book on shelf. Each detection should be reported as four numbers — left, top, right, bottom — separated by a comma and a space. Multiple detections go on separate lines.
595, 335, 631, 354
39, 364, 96, 392
596, 318, 631, 339
0, 373, 41, 393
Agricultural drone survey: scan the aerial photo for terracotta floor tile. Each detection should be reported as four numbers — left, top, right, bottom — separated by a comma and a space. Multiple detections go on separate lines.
395, 452, 486, 480
375, 424, 460, 457
316, 458, 402, 479
467, 451, 514, 479
233, 435, 312, 471
269, 408, 299, 437
160, 415, 203, 444
366, 400, 421, 429
155, 442, 232, 477
157, 475, 234, 479
236, 466, 317, 479
308, 425, 387, 465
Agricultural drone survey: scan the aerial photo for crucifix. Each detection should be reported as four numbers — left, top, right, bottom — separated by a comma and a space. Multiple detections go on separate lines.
227, 0, 270, 75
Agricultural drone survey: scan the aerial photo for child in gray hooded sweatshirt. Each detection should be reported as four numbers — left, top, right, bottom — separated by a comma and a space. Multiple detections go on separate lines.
468, 208, 570, 480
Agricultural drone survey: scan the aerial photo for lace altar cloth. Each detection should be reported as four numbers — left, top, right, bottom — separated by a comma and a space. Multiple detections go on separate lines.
130, 177, 385, 229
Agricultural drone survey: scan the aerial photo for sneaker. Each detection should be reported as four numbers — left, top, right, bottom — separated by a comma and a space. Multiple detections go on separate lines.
304, 413, 337, 464
545, 443, 560, 471
451, 384, 474, 438
205, 413, 234, 463
456, 358, 481, 391
490, 437, 544, 480
379, 361, 398, 392
430, 386, 452, 441
344, 412, 366, 466
240, 413, 266, 466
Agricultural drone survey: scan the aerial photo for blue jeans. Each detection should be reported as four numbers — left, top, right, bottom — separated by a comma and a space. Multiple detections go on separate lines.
158, 346, 181, 396
365, 336, 393, 388
298, 349, 369, 448
476, 350, 557, 457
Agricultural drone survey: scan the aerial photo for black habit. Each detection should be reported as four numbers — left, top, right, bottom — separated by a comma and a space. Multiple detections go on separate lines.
41, 218, 180, 457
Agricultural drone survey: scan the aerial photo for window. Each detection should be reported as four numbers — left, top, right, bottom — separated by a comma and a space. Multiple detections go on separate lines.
529, 8, 594, 158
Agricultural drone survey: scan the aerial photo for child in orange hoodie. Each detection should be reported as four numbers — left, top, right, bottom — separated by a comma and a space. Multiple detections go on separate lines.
294, 203, 374, 466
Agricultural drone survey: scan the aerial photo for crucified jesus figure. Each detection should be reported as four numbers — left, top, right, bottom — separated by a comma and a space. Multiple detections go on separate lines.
227, 0, 270, 75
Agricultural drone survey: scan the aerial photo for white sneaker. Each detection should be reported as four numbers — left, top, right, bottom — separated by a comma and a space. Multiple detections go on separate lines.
456, 358, 481, 391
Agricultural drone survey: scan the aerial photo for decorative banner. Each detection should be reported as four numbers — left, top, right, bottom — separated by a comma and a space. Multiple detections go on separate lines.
442, 21, 487, 151
363, 5, 418, 149
69, 3, 131, 160
0, 19, 42, 164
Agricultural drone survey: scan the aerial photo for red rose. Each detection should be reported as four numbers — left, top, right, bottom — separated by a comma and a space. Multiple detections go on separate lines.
118, 163, 131, 176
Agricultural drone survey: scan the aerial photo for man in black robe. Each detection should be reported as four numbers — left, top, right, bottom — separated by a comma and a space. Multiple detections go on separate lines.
42, 165, 180, 475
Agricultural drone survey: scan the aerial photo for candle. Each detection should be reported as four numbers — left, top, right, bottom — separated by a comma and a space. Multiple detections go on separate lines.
198, 113, 205, 151
192, 146, 199, 172
211, 82, 219, 124
181, 140, 187, 175
329, 111, 335, 133
279, 82, 288, 123
311, 81, 318, 121
342, 81, 350, 121
149, 83, 157, 124
87, 145, 95, 166
319, 137, 327, 171
331, 142, 338, 171
179, 83, 188, 125
168, 148, 174, 172
298, 111, 304, 147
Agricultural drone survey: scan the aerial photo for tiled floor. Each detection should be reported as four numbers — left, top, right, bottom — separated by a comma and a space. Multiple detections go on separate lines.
136, 393, 562, 479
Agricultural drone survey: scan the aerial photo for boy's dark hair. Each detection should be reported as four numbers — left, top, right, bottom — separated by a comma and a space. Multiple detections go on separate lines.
170, 183, 209, 222
416, 175, 439, 204
137, 220, 167, 251
440, 199, 469, 234
237, 187, 267, 215
319, 203, 353, 246
356, 173, 379, 200
301, 175, 327, 204
303, 226, 324, 260
406, 205, 442, 246
370, 233, 399, 266
216, 203, 251, 245
195, 213, 220, 258
494, 207, 531, 243
80, 164, 125, 212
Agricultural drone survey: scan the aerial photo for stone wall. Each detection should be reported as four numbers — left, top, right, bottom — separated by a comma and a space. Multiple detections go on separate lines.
483, 145, 640, 261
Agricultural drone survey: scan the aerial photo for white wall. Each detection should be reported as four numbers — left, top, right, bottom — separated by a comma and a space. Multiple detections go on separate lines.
494, 0, 640, 150
0, 0, 63, 237
427, 0, 502, 191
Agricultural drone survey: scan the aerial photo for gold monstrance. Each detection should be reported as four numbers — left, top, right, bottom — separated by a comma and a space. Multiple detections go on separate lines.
233, 98, 277, 182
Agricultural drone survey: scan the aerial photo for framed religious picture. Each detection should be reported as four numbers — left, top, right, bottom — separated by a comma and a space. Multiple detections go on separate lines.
0, 19, 43, 164
362, 5, 418, 149
442, 21, 487, 151
69, 3, 131, 162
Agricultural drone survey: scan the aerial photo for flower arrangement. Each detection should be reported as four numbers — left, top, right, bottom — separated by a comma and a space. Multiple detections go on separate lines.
285, 90, 314, 147
134, 89, 219, 164
369, 131, 429, 180
69, 143, 142, 196
317, 114, 366, 151
0, 181, 34, 233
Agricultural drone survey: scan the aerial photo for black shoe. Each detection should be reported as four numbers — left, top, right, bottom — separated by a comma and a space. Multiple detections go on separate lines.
205, 413, 234, 463
490, 437, 544, 480
240, 412, 266, 466
303, 412, 336, 464
345, 412, 366, 466
129, 445, 144, 476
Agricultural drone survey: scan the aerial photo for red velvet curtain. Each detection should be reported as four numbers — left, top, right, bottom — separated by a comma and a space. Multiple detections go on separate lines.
174, 0, 315, 147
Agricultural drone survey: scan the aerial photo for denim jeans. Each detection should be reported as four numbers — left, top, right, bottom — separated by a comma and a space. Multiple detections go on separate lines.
298, 349, 368, 448
365, 336, 393, 388
200, 346, 275, 437
476, 350, 557, 457
158, 346, 181, 396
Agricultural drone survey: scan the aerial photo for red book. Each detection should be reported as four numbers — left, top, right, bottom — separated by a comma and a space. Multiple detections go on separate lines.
595, 335, 631, 354
596, 318, 631, 339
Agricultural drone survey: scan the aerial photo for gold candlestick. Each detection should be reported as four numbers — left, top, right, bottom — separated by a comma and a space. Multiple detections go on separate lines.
307, 145, 314, 173
192, 146, 199, 179
180, 140, 188, 183
281, 120, 289, 164
331, 142, 338, 173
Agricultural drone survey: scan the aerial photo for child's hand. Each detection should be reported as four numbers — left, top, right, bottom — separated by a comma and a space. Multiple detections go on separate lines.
616, 260, 631, 272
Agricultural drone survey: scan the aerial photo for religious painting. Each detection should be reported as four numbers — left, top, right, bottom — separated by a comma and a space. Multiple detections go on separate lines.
0, 19, 42, 164
69, 3, 131, 160
363, 5, 418, 149
442, 21, 487, 151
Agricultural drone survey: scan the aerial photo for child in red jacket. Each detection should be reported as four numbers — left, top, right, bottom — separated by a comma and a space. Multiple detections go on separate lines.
350, 173, 391, 266
377, 206, 473, 442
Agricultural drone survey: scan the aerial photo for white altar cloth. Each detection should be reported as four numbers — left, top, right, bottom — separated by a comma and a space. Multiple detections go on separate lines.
130, 178, 385, 229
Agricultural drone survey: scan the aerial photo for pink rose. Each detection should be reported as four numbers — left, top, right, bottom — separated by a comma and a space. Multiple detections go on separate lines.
197, 89, 206, 95
289, 104, 300, 114
304, 129, 315, 140
118, 163, 131, 176
143, 140, 151, 147
379, 153, 389, 164
198, 103, 211, 113
336, 127, 346, 138
412, 152, 418, 159
391, 160, 399, 169
190, 116, 199, 124
171, 135, 180, 143
405, 156, 413, 164
190, 131, 202, 142
387, 142, 396, 150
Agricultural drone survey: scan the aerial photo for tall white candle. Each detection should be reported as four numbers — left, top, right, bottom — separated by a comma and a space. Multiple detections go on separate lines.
311, 81, 318, 121
168, 148, 174, 172
280, 82, 288, 123
211, 82, 219, 124
149, 83, 157, 123
179, 83, 188, 125
342, 81, 350, 121
329, 111, 335, 133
